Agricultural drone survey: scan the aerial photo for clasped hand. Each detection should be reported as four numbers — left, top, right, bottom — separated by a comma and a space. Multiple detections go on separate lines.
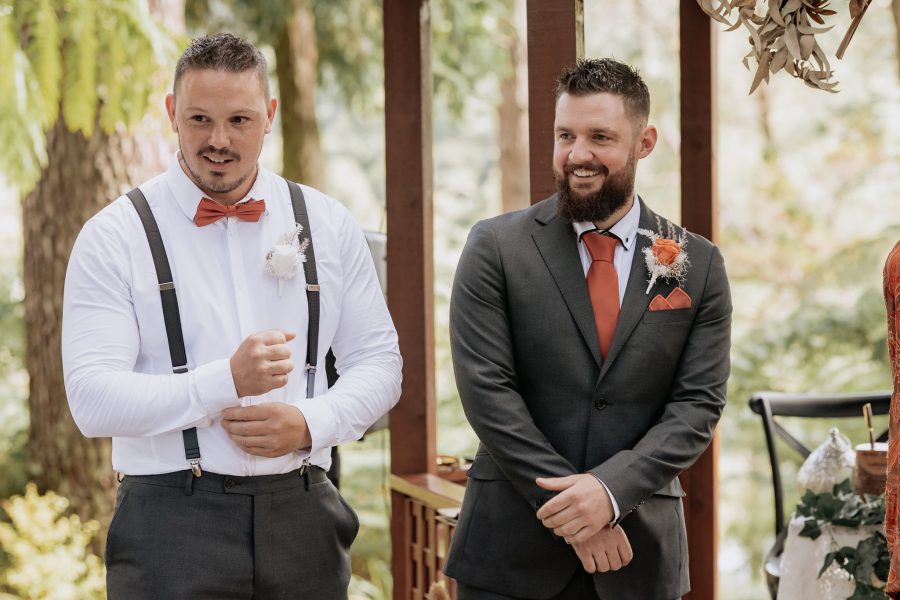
222, 330, 311, 457
536, 474, 632, 573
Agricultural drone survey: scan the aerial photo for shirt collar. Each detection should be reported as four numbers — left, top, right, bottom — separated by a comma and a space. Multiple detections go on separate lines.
571, 194, 641, 251
166, 152, 270, 223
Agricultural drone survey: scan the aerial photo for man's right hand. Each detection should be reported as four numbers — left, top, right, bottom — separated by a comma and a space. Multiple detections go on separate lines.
230, 330, 296, 398
571, 524, 633, 574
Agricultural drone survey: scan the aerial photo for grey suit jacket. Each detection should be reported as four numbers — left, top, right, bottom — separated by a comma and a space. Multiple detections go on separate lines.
444, 196, 731, 600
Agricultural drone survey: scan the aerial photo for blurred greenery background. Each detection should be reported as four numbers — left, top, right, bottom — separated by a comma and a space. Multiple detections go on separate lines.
1, 0, 899, 598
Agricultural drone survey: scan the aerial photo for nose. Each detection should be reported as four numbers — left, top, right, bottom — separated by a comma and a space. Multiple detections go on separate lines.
569, 137, 593, 164
208, 122, 230, 149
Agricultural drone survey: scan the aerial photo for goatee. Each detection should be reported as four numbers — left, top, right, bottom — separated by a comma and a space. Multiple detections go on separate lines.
556, 154, 636, 223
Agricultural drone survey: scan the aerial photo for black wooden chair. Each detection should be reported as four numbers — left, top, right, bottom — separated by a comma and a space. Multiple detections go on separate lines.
747, 390, 891, 599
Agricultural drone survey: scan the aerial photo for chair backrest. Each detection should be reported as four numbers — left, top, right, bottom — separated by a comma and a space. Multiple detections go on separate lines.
748, 391, 891, 537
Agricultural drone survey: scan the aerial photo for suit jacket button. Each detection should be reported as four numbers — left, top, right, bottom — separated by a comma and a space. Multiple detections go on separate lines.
594, 397, 607, 411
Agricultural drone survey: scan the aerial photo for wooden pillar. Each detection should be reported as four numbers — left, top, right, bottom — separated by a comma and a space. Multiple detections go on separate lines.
526, 0, 584, 204
679, 2, 718, 599
384, 1, 435, 598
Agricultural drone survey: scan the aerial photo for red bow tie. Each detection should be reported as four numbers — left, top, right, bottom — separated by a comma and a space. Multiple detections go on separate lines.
193, 198, 266, 227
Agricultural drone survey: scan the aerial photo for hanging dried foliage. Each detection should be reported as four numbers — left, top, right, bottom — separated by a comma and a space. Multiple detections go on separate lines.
696, 0, 873, 94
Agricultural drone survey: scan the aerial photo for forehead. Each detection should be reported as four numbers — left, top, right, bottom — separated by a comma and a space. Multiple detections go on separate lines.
554, 92, 630, 130
174, 68, 268, 108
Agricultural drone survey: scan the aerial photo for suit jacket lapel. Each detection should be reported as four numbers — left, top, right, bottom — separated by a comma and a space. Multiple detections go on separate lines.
531, 197, 602, 367
599, 199, 658, 379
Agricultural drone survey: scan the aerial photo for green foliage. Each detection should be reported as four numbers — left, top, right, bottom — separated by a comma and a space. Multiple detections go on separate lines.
792, 478, 888, 596
0, 484, 105, 599
0, 0, 177, 192
795, 479, 884, 540
186, 0, 516, 117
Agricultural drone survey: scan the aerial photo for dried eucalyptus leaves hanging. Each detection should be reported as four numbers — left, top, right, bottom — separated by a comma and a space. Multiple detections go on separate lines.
696, 0, 873, 94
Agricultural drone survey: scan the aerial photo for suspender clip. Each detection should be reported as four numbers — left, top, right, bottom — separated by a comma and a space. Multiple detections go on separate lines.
189, 459, 202, 478
159, 281, 175, 291
305, 364, 317, 373
306, 284, 320, 292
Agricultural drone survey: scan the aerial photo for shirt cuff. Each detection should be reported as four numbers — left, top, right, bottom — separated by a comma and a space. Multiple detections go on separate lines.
292, 395, 336, 455
192, 358, 239, 417
591, 474, 621, 524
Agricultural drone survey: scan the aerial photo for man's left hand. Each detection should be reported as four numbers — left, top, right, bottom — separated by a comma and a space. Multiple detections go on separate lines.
535, 474, 613, 544
221, 403, 311, 458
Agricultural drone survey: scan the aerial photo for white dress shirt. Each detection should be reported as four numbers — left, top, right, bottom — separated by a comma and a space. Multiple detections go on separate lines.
570, 194, 642, 523
62, 155, 402, 476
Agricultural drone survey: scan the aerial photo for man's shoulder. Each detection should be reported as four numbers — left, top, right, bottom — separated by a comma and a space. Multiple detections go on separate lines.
638, 201, 718, 259
473, 195, 558, 236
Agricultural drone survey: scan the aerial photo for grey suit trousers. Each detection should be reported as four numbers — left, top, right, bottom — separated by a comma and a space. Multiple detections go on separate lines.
105, 467, 359, 600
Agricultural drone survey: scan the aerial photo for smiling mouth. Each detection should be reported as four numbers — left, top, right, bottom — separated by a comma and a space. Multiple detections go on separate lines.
571, 169, 600, 178
203, 155, 235, 166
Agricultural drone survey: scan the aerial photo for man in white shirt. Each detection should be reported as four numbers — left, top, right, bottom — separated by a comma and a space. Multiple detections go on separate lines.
62, 32, 401, 599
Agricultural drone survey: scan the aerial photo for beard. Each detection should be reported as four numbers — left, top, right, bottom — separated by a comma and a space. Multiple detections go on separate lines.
178, 145, 252, 196
556, 152, 637, 223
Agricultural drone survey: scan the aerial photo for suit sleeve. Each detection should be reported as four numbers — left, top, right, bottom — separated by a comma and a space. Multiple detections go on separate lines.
451, 220, 578, 510
588, 244, 732, 519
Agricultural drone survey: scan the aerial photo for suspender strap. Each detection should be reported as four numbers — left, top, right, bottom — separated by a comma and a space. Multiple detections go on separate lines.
126, 188, 202, 477
286, 180, 320, 400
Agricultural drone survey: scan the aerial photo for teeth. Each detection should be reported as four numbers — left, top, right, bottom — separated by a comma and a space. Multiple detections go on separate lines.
206, 156, 227, 164
573, 169, 599, 177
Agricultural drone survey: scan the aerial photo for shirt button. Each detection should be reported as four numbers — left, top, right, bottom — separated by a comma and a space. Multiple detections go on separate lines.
594, 396, 607, 411
225, 479, 237, 489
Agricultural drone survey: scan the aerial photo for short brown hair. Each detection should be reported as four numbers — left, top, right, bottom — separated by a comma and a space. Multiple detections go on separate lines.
174, 32, 269, 97
556, 58, 650, 124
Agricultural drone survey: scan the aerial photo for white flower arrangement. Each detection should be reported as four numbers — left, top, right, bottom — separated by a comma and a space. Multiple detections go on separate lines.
637, 217, 689, 294
264, 224, 310, 297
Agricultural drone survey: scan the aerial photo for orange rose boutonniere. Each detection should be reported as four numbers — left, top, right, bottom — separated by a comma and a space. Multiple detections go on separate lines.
637, 219, 689, 294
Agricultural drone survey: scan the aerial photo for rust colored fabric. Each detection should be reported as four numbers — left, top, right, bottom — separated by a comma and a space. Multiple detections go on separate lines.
582, 230, 619, 359
886, 240, 900, 598
648, 287, 692, 311
193, 197, 266, 227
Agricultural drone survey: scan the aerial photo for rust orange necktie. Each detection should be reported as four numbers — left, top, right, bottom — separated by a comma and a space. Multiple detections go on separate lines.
582, 230, 620, 359
193, 198, 266, 227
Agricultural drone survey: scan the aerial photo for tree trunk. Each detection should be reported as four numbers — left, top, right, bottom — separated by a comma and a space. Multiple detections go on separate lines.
276, 0, 327, 190
23, 119, 148, 539
498, 0, 529, 213
23, 0, 183, 542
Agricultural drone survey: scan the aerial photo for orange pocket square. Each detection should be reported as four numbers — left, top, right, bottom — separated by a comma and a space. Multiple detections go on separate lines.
648, 287, 692, 311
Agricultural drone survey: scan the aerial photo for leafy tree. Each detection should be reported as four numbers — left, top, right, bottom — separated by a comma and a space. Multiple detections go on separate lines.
0, 0, 180, 539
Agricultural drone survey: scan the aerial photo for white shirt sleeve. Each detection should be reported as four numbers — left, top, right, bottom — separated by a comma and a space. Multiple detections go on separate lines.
62, 211, 239, 438
292, 204, 402, 454
591, 474, 622, 524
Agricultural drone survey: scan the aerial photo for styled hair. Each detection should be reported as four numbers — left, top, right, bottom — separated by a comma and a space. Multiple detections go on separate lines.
556, 58, 650, 124
174, 32, 269, 97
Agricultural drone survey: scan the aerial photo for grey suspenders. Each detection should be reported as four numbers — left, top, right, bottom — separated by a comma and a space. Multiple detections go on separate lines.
126, 180, 320, 480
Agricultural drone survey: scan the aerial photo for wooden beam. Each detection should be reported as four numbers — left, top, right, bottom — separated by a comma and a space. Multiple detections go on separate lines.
526, 0, 584, 204
384, 1, 435, 598
679, 2, 718, 599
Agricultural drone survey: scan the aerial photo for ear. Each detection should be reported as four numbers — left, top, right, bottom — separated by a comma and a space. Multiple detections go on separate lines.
635, 124, 657, 159
165, 94, 177, 133
265, 97, 277, 134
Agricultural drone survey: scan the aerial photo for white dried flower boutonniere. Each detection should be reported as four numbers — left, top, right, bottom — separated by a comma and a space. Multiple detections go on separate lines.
265, 224, 310, 297
637, 217, 689, 295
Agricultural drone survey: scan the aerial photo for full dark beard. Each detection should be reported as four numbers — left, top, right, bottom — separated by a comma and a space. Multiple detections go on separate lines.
556, 155, 637, 223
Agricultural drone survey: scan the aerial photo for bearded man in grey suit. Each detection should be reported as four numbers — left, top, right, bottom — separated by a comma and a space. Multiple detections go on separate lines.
443, 58, 732, 600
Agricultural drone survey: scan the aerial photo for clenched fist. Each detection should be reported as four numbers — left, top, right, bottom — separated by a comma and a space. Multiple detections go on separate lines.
230, 330, 296, 398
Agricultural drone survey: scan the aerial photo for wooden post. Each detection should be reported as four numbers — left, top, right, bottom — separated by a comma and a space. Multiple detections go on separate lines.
526, 0, 584, 204
384, 1, 436, 598
679, 2, 718, 599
